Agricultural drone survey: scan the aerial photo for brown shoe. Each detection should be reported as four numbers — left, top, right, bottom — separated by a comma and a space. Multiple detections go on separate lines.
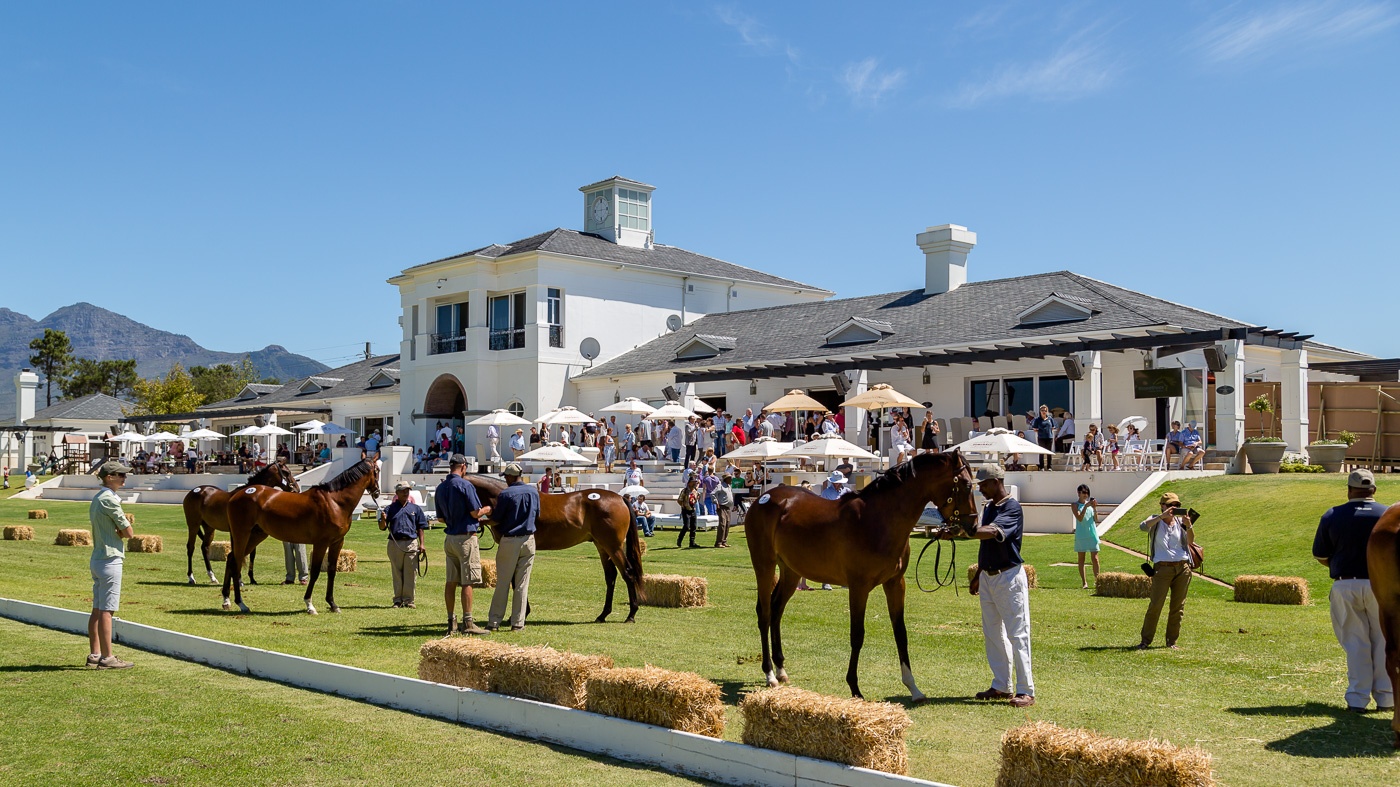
96, 656, 133, 670
975, 687, 1012, 700
461, 620, 489, 635
1010, 694, 1035, 708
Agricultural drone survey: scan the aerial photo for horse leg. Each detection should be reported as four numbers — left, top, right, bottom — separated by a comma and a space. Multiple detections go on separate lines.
769, 566, 801, 685
185, 520, 198, 585
753, 558, 779, 688
622, 564, 640, 624
595, 552, 617, 623
324, 540, 342, 613
246, 537, 259, 585
305, 542, 328, 615
845, 585, 873, 699
885, 575, 926, 702
220, 553, 234, 610
201, 524, 217, 584
228, 531, 252, 613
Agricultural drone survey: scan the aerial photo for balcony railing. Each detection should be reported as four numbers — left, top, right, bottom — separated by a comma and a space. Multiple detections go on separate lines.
429, 333, 466, 355
548, 324, 563, 348
489, 328, 526, 351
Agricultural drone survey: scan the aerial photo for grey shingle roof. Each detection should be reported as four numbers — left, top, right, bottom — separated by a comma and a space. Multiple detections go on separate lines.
199, 355, 401, 412
415, 228, 828, 292
579, 271, 1253, 379
26, 393, 131, 423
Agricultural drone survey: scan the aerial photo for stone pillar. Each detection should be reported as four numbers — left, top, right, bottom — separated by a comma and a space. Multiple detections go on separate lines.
15, 369, 38, 471
844, 369, 868, 445
1280, 348, 1309, 453
1071, 351, 1102, 430
1213, 340, 1246, 453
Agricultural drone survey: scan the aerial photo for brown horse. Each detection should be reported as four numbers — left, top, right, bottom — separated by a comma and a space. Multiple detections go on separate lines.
222, 458, 381, 614
744, 451, 979, 700
1368, 502, 1400, 747
182, 462, 300, 585
464, 474, 646, 623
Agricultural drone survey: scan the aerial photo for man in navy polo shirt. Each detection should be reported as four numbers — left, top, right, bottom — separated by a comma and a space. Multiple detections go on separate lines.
1313, 469, 1393, 713
378, 481, 428, 609
488, 462, 540, 632
436, 454, 491, 636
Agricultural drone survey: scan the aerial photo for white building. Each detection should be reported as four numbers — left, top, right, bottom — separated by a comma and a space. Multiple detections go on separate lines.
1, 370, 129, 472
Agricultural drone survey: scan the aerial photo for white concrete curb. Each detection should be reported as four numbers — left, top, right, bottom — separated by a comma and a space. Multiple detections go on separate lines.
0, 598, 955, 787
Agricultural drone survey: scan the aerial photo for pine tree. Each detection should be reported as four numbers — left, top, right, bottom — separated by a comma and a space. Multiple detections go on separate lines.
27, 329, 74, 407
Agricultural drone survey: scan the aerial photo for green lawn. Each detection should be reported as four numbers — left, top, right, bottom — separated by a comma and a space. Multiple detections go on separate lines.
2, 477, 1398, 786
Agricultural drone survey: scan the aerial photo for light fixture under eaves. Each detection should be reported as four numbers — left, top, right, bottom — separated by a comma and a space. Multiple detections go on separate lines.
749, 381, 757, 396
922, 369, 931, 385
436, 278, 446, 289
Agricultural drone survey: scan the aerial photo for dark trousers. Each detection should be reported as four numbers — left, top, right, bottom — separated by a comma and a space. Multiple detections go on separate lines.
1037, 437, 1054, 469
684, 444, 697, 466
714, 505, 732, 546
1055, 435, 1075, 454
677, 509, 697, 546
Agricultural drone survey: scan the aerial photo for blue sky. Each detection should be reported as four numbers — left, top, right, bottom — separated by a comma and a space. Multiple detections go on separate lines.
2, 1, 1397, 368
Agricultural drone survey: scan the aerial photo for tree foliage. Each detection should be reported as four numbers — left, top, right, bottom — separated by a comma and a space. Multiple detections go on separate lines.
27, 328, 74, 407
63, 358, 139, 400
189, 357, 260, 403
130, 363, 206, 416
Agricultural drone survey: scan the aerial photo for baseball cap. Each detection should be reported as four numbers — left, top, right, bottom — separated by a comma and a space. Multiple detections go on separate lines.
1348, 468, 1376, 489
96, 461, 132, 478
394, 481, 413, 492
975, 465, 1005, 482
449, 453, 468, 467
1159, 492, 1181, 506
502, 462, 523, 477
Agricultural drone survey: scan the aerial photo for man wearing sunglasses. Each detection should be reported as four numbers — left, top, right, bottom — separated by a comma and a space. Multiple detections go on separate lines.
88, 461, 136, 669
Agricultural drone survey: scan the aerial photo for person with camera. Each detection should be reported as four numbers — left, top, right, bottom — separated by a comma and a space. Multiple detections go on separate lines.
437, 454, 491, 636
1072, 484, 1100, 589
1312, 468, 1393, 713
379, 481, 428, 609
1138, 491, 1197, 649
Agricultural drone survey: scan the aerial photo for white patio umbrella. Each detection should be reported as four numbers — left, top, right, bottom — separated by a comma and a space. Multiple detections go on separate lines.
948, 427, 1052, 456
317, 423, 358, 435
540, 406, 596, 426
782, 436, 880, 460
644, 401, 698, 421
182, 428, 225, 440
291, 419, 326, 431
619, 484, 649, 497
723, 435, 795, 461
467, 409, 533, 427
230, 425, 263, 437
515, 442, 591, 465
143, 431, 183, 443
600, 397, 656, 416
107, 432, 146, 443
255, 424, 294, 436
690, 398, 716, 414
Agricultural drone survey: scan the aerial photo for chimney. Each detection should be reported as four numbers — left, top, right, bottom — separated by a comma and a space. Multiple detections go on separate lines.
916, 224, 976, 295
14, 368, 39, 471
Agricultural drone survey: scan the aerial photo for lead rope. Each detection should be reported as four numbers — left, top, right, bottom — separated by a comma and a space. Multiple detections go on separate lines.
914, 534, 959, 595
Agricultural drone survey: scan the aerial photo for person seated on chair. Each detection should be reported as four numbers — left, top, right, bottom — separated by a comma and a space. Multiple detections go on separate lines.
1164, 421, 1185, 468
1080, 423, 1105, 471
1180, 421, 1205, 470
632, 494, 655, 537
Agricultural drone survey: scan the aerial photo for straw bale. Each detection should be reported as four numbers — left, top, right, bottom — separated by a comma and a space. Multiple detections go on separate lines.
28, 510, 48, 520
996, 721, 1215, 787
637, 538, 647, 557
474, 559, 496, 589
4, 525, 34, 541
123, 513, 135, 526
585, 666, 725, 737
740, 686, 912, 775
489, 645, 614, 709
335, 550, 357, 572
968, 563, 1037, 588
1233, 575, 1309, 606
209, 541, 232, 562
1095, 572, 1153, 599
640, 574, 708, 608
418, 637, 518, 690
126, 534, 162, 553
55, 529, 92, 547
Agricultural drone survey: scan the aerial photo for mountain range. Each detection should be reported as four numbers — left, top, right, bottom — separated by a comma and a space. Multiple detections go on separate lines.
0, 302, 328, 415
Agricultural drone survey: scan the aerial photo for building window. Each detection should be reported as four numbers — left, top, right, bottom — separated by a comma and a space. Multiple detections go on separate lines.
546, 287, 563, 348
970, 375, 1072, 419
618, 188, 649, 231
489, 292, 527, 351
507, 401, 525, 419
432, 302, 467, 355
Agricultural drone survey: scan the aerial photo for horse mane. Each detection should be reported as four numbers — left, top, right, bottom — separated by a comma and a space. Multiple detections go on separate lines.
315, 460, 372, 492
856, 452, 956, 499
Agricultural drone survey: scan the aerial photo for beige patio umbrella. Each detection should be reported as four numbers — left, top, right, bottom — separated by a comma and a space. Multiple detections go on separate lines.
515, 442, 591, 465
723, 435, 795, 461
644, 401, 699, 420
781, 436, 881, 460
540, 406, 596, 426
599, 397, 656, 416
839, 383, 922, 410
690, 398, 716, 414
467, 409, 533, 427
948, 427, 1052, 456
765, 389, 828, 413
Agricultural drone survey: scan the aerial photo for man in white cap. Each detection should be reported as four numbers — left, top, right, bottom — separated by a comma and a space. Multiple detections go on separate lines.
1314, 469, 1393, 713
88, 461, 136, 669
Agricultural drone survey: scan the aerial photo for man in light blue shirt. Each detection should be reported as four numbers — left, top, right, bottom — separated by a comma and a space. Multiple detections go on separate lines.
819, 470, 851, 500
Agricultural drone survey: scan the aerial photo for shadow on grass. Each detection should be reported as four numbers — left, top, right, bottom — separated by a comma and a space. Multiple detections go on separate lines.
1227, 702, 1397, 757
357, 623, 448, 638
0, 664, 88, 673
1079, 644, 1144, 653
137, 580, 219, 588
886, 694, 983, 707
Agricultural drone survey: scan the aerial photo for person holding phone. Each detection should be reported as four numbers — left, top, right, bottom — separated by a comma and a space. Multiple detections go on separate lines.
1138, 492, 1197, 649
1071, 484, 1100, 589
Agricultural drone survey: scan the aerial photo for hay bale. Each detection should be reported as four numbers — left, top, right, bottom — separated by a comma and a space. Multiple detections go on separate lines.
489, 645, 614, 709
418, 637, 518, 691
55, 529, 92, 547
28, 510, 48, 520
1233, 575, 1309, 606
640, 574, 707, 607
740, 686, 912, 775
123, 512, 135, 526
209, 541, 232, 562
585, 666, 726, 737
335, 550, 357, 572
996, 721, 1215, 787
4, 525, 34, 541
126, 534, 162, 553
1095, 571, 1153, 599
968, 563, 1037, 588
474, 559, 497, 589
637, 538, 647, 557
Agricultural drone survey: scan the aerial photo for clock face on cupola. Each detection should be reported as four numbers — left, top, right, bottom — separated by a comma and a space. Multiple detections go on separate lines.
580, 176, 654, 249
590, 194, 611, 226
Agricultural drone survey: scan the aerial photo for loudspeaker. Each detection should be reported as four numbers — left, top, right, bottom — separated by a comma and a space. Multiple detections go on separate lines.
254, 415, 268, 427
1203, 345, 1228, 373
662, 385, 680, 402
831, 373, 852, 397
1062, 357, 1085, 381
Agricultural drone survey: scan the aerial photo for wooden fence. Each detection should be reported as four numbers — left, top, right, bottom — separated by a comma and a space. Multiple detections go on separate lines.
1243, 381, 1400, 468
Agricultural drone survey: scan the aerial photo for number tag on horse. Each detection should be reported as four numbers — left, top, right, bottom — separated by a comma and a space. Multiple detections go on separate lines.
587, 492, 601, 500
245, 487, 256, 494
192, 487, 202, 493
758, 493, 771, 505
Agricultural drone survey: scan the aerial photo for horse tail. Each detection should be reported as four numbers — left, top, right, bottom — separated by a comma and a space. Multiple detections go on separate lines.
623, 509, 647, 603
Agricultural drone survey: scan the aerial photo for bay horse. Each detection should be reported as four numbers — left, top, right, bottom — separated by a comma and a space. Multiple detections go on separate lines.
744, 451, 979, 700
1368, 502, 1400, 747
464, 475, 646, 623
221, 458, 380, 615
181, 462, 300, 585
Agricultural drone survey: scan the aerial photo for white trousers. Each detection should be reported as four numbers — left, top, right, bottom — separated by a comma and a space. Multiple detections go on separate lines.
980, 564, 1035, 697
1330, 579, 1393, 708
488, 437, 500, 460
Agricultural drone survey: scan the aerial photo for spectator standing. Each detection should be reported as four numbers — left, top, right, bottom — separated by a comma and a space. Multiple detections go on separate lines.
3, 465, 9, 488
712, 410, 730, 456
822, 412, 841, 438
1313, 469, 1393, 712
1138, 492, 1197, 649
538, 467, 553, 494
378, 482, 428, 608
87, 461, 135, 669
1071, 484, 1100, 589
920, 411, 939, 454
528, 426, 542, 450
487, 424, 501, 460
488, 463, 540, 632
684, 416, 699, 467
1103, 424, 1122, 470
713, 472, 734, 547
282, 540, 309, 585
509, 429, 526, 460
701, 467, 720, 515
676, 477, 701, 548
624, 460, 643, 488
1029, 405, 1055, 470
665, 419, 684, 463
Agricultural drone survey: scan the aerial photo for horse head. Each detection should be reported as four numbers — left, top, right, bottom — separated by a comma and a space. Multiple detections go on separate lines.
278, 462, 302, 493
931, 452, 979, 536
366, 454, 382, 498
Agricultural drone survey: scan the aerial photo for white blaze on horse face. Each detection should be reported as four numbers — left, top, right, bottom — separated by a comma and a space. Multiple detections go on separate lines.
901, 663, 925, 702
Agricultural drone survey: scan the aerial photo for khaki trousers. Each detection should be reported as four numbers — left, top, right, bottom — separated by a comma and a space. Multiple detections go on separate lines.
714, 505, 732, 546
1140, 561, 1191, 645
490, 535, 536, 628
387, 537, 420, 605
1330, 579, 1394, 708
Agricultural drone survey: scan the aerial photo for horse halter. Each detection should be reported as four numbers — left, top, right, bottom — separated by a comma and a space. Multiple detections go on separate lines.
942, 455, 979, 534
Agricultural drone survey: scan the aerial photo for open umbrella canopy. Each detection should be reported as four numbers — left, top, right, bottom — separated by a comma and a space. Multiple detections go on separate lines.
599, 397, 656, 416
619, 485, 649, 497
690, 398, 716, 414
516, 442, 591, 464
108, 432, 147, 443
723, 436, 795, 460
765, 389, 828, 413
948, 427, 1052, 456
301, 422, 357, 435
540, 406, 596, 426
781, 436, 880, 460
644, 401, 698, 420
182, 428, 225, 440
143, 432, 183, 443
840, 383, 923, 411
1117, 416, 1148, 432
255, 424, 294, 437
468, 409, 534, 427
229, 425, 263, 437
291, 419, 326, 431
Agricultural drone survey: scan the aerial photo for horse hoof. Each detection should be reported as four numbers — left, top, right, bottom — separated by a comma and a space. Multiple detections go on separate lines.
247, 578, 258, 586
187, 577, 196, 586
329, 605, 341, 614
221, 600, 231, 610
594, 615, 608, 624
911, 692, 928, 704
777, 669, 789, 684
207, 573, 218, 584
306, 604, 318, 615
237, 604, 250, 614
623, 617, 636, 624
766, 672, 780, 688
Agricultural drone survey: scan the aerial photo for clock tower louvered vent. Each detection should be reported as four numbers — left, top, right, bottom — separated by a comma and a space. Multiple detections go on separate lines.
580, 176, 655, 249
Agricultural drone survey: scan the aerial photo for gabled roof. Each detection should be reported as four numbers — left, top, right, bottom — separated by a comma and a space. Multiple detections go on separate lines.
198, 355, 401, 413
824, 316, 895, 346
234, 383, 281, 401
22, 393, 132, 424
368, 368, 399, 388
298, 376, 344, 394
675, 334, 737, 360
1017, 292, 1095, 325
406, 228, 829, 292
579, 270, 1258, 379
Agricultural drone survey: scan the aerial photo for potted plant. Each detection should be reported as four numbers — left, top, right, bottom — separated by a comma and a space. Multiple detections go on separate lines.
1243, 394, 1287, 473
1308, 430, 1357, 473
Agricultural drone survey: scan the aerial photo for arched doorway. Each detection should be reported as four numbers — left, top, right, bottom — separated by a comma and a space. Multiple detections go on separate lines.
423, 374, 467, 454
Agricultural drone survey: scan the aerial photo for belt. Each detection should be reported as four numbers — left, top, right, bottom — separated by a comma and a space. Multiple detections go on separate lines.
1336, 576, 1365, 581
391, 535, 416, 542
981, 565, 1019, 577
1155, 560, 1187, 566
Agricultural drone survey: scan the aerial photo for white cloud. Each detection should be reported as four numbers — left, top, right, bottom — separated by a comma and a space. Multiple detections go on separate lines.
949, 39, 1116, 108
715, 6, 800, 64
840, 58, 908, 107
1193, 1, 1399, 64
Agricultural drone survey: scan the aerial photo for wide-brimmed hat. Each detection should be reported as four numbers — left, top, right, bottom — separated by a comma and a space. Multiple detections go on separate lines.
828, 471, 847, 485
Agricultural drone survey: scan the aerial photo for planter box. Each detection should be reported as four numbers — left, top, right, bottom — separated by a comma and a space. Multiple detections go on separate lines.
1307, 444, 1349, 473
1244, 442, 1288, 474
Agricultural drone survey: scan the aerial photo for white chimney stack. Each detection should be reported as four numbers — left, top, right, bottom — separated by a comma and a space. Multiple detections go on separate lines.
917, 224, 976, 295
14, 368, 39, 471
